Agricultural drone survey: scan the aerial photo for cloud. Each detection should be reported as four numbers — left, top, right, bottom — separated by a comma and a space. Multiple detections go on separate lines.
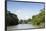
8, 8, 40, 20
14, 9, 33, 20
13, 8, 40, 20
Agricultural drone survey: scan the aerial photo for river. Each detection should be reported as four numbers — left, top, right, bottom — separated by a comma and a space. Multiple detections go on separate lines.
7, 24, 41, 31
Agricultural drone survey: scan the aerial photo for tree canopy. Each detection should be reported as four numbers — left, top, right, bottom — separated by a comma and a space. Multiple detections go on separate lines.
31, 8, 45, 28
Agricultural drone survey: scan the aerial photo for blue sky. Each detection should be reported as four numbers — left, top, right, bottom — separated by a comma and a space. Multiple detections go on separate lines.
7, 1, 44, 20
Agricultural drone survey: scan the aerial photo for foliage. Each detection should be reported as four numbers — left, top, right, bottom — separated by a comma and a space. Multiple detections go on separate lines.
19, 20, 24, 24
31, 8, 45, 27
5, 10, 19, 26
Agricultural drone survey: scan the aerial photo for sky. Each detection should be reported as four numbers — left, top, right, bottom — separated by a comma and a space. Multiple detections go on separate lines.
7, 1, 44, 20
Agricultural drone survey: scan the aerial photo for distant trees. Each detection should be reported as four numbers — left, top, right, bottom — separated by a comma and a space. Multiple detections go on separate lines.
19, 20, 23, 24
27, 19, 32, 24
19, 19, 32, 24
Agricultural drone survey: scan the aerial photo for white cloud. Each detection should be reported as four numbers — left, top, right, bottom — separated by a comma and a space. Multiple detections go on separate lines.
14, 9, 33, 20
9, 8, 40, 20
14, 8, 40, 20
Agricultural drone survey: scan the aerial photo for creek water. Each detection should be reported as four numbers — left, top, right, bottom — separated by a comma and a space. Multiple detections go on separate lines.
7, 24, 39, 31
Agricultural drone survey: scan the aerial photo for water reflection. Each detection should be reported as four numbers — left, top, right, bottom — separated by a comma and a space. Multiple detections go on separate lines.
7, 24, 39, 31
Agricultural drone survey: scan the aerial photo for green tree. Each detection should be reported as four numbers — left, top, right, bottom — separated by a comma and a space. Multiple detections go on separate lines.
5, 10, 19, 26
32, 8, 45, 28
